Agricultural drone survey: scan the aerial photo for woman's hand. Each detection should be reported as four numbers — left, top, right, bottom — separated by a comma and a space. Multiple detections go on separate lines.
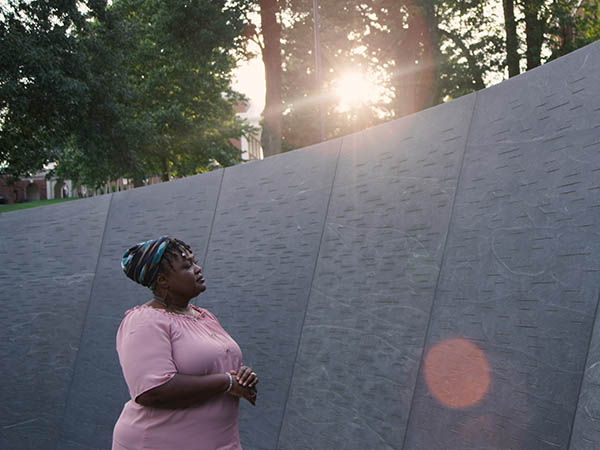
230, 365, 258, 388
227, 376, 257, 406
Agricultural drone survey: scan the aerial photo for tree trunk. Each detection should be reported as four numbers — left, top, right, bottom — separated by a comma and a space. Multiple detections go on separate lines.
392, 14, 420, 118
259, 0, 282, 157
503, 0, 520, 77
523, 0, 545, 70
391, 2, 441, 118
553, 1, 577, 58
161, 155, 169, 182
421, 1, 442, 106
133, 175, 145, 188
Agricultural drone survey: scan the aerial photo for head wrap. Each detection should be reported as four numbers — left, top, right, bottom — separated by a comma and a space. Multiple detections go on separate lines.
121, 236, 171, 287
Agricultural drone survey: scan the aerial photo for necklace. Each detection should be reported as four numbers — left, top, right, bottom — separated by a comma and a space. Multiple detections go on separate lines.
151, 296, 194, 316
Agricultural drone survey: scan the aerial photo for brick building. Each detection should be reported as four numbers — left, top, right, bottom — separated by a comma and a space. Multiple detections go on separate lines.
0, 170, 73, 204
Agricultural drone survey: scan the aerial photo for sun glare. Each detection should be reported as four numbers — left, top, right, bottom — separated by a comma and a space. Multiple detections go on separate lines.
334, 73, 380, 112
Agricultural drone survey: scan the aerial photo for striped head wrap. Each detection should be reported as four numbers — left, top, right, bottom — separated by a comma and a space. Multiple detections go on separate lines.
121, 236, 171, 287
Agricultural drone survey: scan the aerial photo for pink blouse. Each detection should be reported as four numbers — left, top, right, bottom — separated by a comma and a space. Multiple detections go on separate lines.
112, 304, 243, 450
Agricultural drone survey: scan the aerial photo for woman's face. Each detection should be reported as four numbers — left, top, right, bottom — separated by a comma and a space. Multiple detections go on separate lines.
166, 249, 206, 299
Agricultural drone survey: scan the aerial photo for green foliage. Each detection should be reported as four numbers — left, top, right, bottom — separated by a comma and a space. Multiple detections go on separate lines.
3, 0, 599, 176
55, 1, 146, 188
0, 0, 88, 178
1, 0, 255, 187
547, 0, 600, 60
437, 0, 505, 97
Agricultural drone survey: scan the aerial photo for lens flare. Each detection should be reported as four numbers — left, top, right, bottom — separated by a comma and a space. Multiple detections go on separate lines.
424, 338, 490, 409
334, 73, 380, 111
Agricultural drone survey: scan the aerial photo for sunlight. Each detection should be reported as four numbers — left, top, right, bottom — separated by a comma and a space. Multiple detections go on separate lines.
334, 72, 381, 112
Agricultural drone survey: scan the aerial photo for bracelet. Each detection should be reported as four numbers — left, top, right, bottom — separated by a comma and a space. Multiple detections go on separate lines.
225, 372, 233, 393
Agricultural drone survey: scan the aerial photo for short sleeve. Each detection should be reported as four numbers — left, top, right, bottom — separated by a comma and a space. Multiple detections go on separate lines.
116, 309, 178, 401
201, 308, 218, 322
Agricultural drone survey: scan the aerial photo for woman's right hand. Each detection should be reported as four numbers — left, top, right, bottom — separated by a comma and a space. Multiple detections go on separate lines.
227, 375, 257, 406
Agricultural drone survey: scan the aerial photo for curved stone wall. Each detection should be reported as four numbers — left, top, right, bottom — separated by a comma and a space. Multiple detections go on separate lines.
1, 40, 599, 450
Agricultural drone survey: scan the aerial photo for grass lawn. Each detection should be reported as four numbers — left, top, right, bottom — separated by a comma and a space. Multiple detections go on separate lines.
0, 197, 80, 214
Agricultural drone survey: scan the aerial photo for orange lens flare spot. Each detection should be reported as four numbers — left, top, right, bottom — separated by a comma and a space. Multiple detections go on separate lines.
424, 338, 490, 409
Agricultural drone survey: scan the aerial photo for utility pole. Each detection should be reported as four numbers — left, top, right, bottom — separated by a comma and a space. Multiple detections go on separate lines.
312, 0, 325, 142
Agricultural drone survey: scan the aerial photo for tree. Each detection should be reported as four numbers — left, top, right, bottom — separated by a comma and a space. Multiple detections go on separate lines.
503, 0, 520, 77
112, 0, 254, 182
280, 0, 392, 149
259, 0, 283, 157
523, 0, 547, 70
548, 0, 600, 60
55, 0, 144, 188
1, 0, 255, 187
0, 0, 88, 179
357, 0, 446, 116
277, 0, 504, 150
436, 0, 504, 98
276, 0, 597, 154
499, 0, 600, 76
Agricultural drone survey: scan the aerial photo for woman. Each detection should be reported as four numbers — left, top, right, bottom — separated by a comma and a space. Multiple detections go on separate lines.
113, 236, 258, 450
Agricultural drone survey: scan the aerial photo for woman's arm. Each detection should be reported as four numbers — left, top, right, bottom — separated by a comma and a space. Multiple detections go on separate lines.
136, 373, 256, 409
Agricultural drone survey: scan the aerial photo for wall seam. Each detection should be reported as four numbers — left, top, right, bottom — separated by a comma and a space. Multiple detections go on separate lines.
201, 169, 226, 271
566, 289, 600, 449
400, 92, 479, 450
54, 193, 114, 450
275, 138, 345, 449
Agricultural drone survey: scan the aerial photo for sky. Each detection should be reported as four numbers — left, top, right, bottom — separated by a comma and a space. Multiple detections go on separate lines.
232, 42, 266, 126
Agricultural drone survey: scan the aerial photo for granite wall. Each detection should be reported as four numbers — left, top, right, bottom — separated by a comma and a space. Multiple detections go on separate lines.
1, 41, 599, 450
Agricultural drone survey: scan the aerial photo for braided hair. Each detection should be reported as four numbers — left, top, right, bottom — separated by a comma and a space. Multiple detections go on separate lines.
150, 238, 194, 292
121, 236, 196, 289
